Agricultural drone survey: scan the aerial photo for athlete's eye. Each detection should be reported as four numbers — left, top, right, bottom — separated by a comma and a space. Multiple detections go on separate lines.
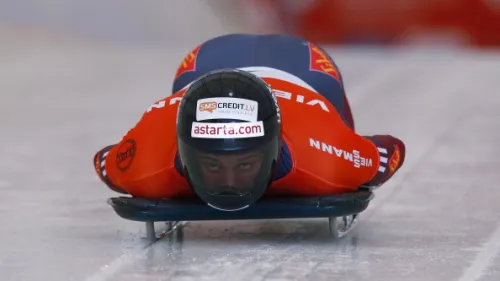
238, 163, 251, 170
206, 163, 220, 172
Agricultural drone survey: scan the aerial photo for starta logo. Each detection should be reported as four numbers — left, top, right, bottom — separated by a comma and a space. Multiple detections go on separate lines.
308, 43, 340, 81
389, 145, 401, 174
175, 45, 201, 79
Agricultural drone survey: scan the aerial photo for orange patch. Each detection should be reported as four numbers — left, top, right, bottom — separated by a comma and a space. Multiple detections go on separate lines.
116, 139, 137, 172
389, 145, 401, 174
175, 45, 201, 79
199, 101, 217, 113
308, 42, 340, 81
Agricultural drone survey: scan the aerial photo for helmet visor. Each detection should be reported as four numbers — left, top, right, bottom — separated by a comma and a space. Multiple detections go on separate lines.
179, 140, 278, 211
197, 150, 265, 195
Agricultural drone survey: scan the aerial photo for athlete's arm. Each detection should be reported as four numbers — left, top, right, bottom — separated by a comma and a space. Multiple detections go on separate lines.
92, 92, 184, 194
92, 117, 143, 194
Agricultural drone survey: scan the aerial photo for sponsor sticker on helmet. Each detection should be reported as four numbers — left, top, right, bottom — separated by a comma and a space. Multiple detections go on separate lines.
196, 97, 258, 122
191, 121, 265, 139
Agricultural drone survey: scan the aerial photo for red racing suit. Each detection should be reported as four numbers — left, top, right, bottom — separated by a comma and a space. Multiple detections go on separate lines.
94, 34, 405, 199
93, 75, 405, 199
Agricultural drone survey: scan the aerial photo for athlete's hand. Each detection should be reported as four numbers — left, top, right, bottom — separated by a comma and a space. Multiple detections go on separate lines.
363, 135, 405, 187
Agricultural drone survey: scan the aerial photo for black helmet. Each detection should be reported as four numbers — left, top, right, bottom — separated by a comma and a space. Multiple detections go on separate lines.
176, 69, 281, 211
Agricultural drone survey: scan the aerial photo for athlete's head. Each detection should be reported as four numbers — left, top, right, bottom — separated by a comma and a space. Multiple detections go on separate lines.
176, 69, 281, 211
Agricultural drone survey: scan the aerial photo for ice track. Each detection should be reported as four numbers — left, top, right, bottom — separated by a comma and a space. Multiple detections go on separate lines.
1, 32, 500, 281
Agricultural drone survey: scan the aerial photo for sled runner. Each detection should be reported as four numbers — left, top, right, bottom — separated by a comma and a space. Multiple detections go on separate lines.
108, 188, 374, 242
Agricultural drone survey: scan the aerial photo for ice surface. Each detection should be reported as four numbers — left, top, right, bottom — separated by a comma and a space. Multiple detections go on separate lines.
1, 31, 500, 281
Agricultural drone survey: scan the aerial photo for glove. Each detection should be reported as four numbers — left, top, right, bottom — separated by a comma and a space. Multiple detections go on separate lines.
93, 144, 128, 194
363, 135, 405, 187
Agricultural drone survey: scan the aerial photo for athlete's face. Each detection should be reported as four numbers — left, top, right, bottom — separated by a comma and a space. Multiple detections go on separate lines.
196, 151, 264, 191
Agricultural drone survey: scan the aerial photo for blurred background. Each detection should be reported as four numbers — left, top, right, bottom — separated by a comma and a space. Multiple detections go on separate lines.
1, 0, 499, 47
1, 1, 500, 281
236, 0, 500, 47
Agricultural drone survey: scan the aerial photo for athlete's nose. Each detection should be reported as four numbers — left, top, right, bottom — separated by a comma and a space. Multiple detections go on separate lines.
224, 170, 236, 186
